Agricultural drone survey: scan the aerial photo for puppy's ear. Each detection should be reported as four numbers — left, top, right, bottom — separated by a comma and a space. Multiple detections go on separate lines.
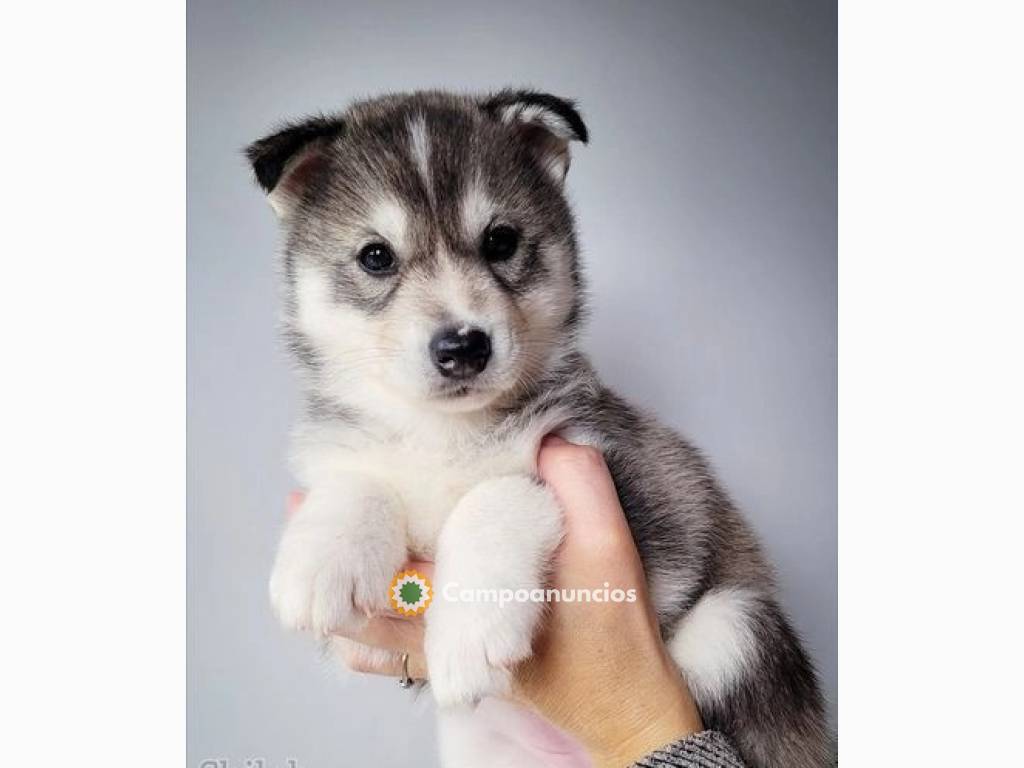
481, 90, 588, 183
244, 115, 345, 219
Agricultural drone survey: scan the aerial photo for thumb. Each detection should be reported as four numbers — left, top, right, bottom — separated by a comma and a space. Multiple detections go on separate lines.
537, 436, 635, 560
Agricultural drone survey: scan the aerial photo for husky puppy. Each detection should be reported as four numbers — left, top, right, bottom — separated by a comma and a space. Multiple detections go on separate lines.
247, 90, 832, 768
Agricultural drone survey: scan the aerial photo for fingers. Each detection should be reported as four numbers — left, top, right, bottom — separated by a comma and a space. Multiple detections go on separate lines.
332, 612, 428, 680
537, 436, 624, 526
335, 615, 425, 654
537, 435, 637, 561
367, 649, 426, 680
323, 555, 433, 680
335, 638, 429, 680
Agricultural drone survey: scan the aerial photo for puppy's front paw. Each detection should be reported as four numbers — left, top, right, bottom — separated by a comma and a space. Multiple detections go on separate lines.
425, 476, 562, 708
425, 599, 541, 707
268, 486, 405, 635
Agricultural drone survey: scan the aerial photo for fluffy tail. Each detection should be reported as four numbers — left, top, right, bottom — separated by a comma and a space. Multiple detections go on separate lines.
666, 587, 835, 768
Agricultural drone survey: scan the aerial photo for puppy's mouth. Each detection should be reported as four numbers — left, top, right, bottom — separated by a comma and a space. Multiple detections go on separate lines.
438, 384, 469, 397
427, 378, 506, 410
434, 382, 477, 399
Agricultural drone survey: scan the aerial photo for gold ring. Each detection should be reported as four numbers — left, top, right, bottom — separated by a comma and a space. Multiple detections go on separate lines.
398, 652, 414, 689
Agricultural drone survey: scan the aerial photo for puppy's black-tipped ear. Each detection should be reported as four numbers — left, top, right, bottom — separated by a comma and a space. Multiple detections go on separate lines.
244, 115, 345, 218
481, 90, 588, 183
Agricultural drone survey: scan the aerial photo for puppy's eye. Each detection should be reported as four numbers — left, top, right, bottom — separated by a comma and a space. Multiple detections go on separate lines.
481, 225, 520, 262
357, 243, 397, 275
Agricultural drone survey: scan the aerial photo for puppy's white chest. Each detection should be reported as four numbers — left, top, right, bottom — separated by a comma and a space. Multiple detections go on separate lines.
388, 440, 536, 558
293, 412, 561, 558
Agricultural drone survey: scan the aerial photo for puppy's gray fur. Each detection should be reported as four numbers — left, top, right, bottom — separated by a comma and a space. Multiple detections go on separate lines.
247, 90, 834, 768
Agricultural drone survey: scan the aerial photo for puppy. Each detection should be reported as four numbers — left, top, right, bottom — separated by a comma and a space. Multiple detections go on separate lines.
247, 90, 833, 768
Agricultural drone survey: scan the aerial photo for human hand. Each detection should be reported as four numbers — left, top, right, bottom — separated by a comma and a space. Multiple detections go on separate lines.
509, 436, 702, 766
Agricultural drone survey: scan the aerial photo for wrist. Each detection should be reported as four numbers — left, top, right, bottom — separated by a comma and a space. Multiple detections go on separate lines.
593, 722, 702, 768
587, 679, 702, 767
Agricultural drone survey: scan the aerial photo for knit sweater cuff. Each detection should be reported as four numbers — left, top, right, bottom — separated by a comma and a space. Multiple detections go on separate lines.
629, 730, 746, 768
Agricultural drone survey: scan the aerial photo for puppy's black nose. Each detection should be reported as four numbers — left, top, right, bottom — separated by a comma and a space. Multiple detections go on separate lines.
430, 327, 491, 379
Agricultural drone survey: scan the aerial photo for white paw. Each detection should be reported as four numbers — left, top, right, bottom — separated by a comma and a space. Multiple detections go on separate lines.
268, 485, 405, 635
425, 599, 541, 707
425, 475, 562, 708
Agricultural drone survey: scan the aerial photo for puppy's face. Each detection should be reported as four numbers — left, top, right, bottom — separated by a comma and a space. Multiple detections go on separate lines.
248, 91, 588, 413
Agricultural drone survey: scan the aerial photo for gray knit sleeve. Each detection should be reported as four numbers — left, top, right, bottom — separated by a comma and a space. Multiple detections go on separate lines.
629, 730, 747, 768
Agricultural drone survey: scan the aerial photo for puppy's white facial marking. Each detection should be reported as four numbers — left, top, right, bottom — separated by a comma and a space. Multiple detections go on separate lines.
666, 588, 761, 705
294, 264, 372, 352
408, 115, 432, 196
369, 196, 408, 252
460, 175, 495, 241
432, 257, 483, 325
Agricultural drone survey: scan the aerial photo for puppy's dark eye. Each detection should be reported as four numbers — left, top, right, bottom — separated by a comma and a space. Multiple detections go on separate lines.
357, 243, 396, 275
481, 225, 520, 262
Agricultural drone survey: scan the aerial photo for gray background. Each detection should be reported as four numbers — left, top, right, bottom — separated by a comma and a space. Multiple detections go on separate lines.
187, 1, 836, 766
